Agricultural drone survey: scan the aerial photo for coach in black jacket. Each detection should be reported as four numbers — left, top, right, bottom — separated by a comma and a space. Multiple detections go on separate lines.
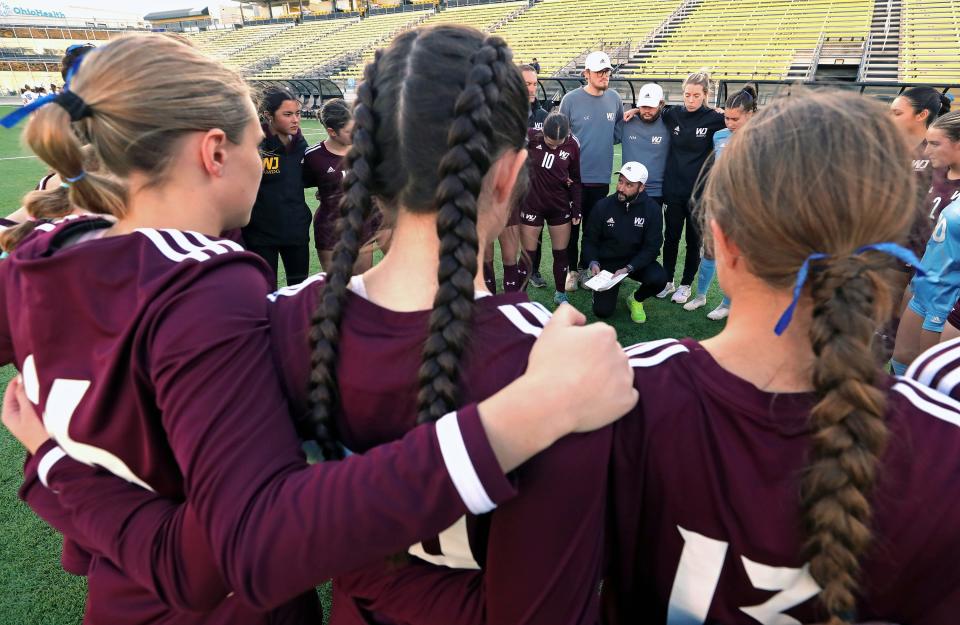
582, 162, 667, 321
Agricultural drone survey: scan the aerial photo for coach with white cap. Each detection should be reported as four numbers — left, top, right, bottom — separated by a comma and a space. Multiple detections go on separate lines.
582, 161, 666, 323
621, 83, 670, 205
558, 50, 624, 292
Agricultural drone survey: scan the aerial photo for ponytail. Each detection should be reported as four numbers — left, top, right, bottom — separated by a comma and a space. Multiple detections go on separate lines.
902, 86, 951, 127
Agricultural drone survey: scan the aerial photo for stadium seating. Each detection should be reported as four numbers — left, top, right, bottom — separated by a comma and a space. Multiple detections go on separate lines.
901, 0, 960, 82
187, 23, 290, 60
251, 12, 429, 79
492, 0, 682, 75
224, 20, 354, 74
335, 2, 527, 78
619, 0, 873, 80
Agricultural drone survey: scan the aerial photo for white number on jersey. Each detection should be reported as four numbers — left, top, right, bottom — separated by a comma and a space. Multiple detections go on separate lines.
933, 215, 948, 243
22, 354, 154, 490
931, 197, 942, 220
541, 152, 556, 169
667, 525, 821, 625
407, 516, 480, 570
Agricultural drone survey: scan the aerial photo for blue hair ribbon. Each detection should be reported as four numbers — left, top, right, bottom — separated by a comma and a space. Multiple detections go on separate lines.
1, 48, 88, 129
773, 242, 925, 336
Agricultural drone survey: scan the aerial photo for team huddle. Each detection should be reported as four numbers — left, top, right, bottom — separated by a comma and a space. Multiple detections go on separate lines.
2, 24, 960, 625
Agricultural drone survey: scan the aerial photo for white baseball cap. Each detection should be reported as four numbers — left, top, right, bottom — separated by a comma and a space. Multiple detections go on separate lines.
619, 162, 648, 184
584, 51, 613, 72
636, 83, 664, 107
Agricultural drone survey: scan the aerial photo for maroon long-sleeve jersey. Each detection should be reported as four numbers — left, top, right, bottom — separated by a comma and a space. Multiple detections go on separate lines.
269, 275, 610, 625
4, 216, 516, 624
605, 338, 960, 625
522, 128, 582, 221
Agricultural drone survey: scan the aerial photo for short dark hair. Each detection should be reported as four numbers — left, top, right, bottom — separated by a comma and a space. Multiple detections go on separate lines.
320, 98, 352, 132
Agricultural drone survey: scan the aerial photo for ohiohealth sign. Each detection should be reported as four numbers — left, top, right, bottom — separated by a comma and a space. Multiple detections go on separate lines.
0, 3, 67, 19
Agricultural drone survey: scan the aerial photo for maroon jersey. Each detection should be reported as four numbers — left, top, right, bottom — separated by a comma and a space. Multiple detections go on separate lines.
522, 128, 582, 222
303, 140, 382, 251
907, 142, 938, 257
269, 276, 610, 625
605, 338, 960, 625
907, 336, 960, 399
925, 166, 960, 223
3, 217, 515, 624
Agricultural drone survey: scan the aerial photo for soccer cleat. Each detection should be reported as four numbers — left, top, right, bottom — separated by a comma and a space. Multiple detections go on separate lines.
529, 271, 547, 288
627, 295, 646, 324
707, 303, 730, 320
656, 281, 675, 299
671, 284, 692, 304
565, 270, 579, 292
553, 291, 568, 305
683, 294, 707, 311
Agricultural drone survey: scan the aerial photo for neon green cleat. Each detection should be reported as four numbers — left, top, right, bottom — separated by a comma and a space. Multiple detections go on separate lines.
627, 296, 646, 324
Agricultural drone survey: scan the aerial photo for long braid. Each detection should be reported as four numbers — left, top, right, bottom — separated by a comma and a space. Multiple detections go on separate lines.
802, 255, 892, 623
416, 36, 512, 424
306, 50, 384, 460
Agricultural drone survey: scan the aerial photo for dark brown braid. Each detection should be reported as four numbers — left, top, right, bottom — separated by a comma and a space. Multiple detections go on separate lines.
305, 49, 385, 460
701, 89, 916, 623
305, 25, 527, 456
802, 255, 892, 622
415, 36, 514, 424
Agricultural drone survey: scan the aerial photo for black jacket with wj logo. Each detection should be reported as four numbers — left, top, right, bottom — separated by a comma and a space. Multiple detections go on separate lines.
661, 104, 725, 203
582, 191, 663, 271
243, 123, 311, 246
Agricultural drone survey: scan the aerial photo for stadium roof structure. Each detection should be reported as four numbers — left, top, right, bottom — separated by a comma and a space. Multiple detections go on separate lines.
143, 8, 211, 22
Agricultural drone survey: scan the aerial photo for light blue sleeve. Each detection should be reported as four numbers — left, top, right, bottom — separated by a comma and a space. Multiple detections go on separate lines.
924, 201, 960, 319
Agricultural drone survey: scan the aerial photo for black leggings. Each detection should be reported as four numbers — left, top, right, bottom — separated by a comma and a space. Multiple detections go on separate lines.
591, 260, 668, 319
567, 185, 611, 270
661, 197, 701, 286
247, 243, 310, 289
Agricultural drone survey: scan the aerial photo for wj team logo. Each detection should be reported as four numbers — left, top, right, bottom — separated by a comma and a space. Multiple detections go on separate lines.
913, 159, 931, 171
695, 128, 709, 137
606, 112, 616, 122
262, 156, 280, 174
559, 150, 571, 160
634, 217, 645, 227
652, 136, 663, 144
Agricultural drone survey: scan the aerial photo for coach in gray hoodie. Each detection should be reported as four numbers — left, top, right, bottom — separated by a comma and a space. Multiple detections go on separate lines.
559, 51, 624, 290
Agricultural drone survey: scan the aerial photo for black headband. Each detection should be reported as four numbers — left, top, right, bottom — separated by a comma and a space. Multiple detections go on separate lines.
56, 90, 92, 122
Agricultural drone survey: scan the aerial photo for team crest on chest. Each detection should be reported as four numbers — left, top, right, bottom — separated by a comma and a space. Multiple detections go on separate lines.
559, 150, 570, 160
695, 128, 708, 137
652, 136, 663, 144
606, 112, 615, 122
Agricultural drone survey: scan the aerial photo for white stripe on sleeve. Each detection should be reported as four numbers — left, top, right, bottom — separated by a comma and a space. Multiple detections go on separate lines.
435, 411, 496, 515
37, 446, 67, 489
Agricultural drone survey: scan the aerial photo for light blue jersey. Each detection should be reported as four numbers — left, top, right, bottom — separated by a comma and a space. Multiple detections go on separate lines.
912, 197, 960, 326
713, 128, 732, 157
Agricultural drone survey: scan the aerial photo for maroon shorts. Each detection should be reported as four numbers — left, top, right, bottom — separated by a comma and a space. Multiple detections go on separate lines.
948, 297, 960, 331
313, 209, 383, 252
519, 202, 572, 228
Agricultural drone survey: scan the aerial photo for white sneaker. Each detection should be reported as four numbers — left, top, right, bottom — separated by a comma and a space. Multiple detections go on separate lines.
707, 303, 730, 320
671, 284, 692, 304
656, 281, 675, 299
683, 294, 707, 311
565, 270, 579, 292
